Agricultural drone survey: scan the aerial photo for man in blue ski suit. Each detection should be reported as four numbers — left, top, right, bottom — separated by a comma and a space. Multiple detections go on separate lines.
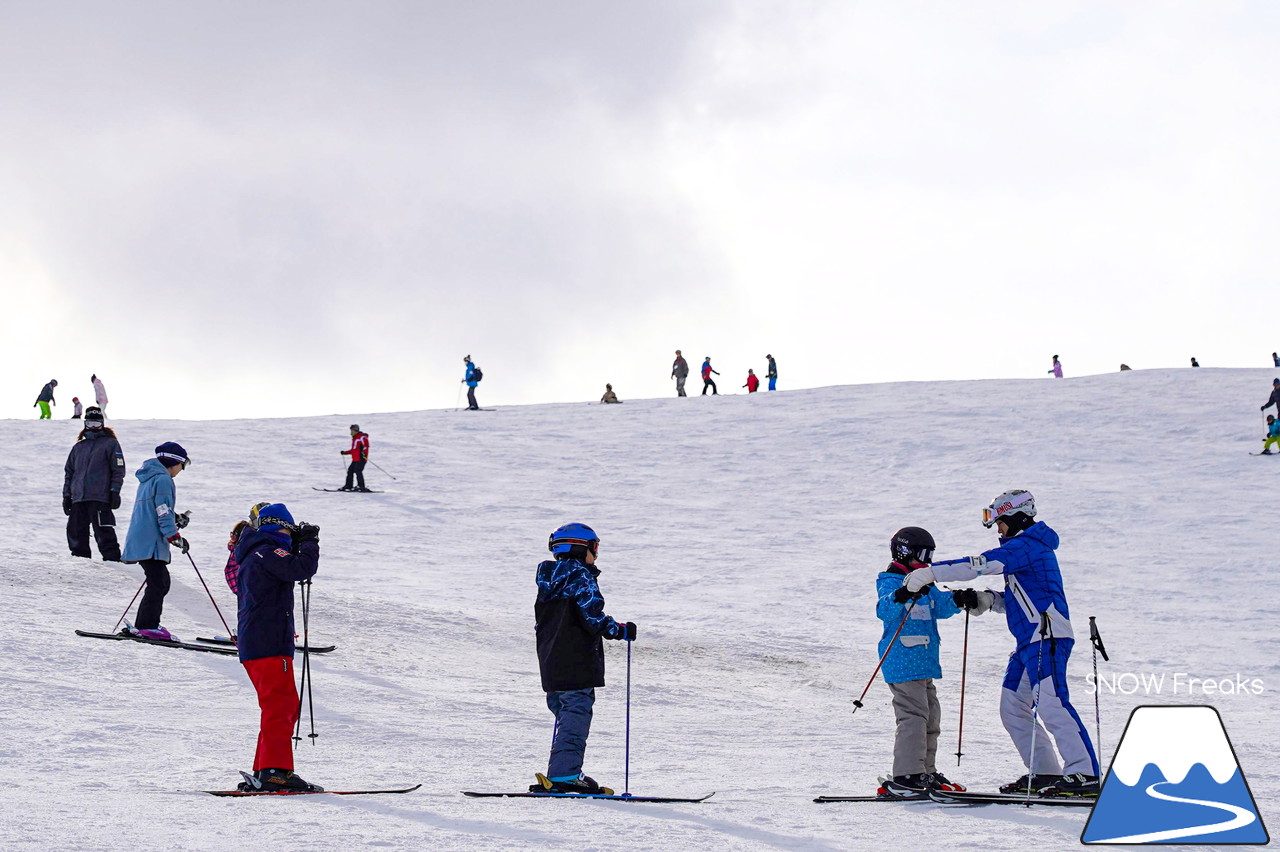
463, 355, 481, 410
904, 490, 1099, 796
533, 523, 635, 795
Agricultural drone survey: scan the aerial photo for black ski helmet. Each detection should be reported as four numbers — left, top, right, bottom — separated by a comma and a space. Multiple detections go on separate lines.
890, 527, 935, 565
83, 406, 105, 428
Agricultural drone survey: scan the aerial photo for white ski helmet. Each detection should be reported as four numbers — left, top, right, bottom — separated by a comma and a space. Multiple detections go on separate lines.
982, 490, 1036, 529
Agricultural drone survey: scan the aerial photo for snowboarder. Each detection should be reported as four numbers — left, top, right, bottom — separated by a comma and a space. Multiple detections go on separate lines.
71, 397, 83, 419
874, 527, 966, 799
600, 384, 620, 404
671, 350, 689, 397
62, 406, 124, 562
463, 355, 482, 410
339, 424, 370, 492
232, 502, 322, 792
904, 490, 1100, 796
91, 373, 108, 415
1262, 415, 1280, 455
34, 379, 57, 419
701, 357, 719, 395
743, 369, 760, 393
1261, 378, 1280, 415
1048, 356, 1063, 378
1190, 357, 1200, 368
766, 354, 777, 391
120, 442, 191, 641
532, 523, 635, 795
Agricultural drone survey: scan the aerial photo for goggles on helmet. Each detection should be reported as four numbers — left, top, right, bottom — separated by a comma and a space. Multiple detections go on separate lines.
982, 490, 1035, 528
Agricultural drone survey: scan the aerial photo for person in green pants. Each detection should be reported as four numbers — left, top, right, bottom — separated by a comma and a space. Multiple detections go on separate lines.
35, 379, 57, 419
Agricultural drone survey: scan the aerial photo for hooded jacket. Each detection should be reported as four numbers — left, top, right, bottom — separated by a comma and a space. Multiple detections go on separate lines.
535, 557, 622, 692
875, 566, 960, 683
234, 527, 319, 661
121, 459, 179, 563
63, 431, 125, 503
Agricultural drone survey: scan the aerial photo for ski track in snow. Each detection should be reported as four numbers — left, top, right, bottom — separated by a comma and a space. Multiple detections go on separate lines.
1, 368, 1277, 850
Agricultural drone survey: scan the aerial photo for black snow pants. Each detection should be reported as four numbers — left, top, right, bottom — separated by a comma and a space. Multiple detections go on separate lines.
345, 460, 367, 490
136, 559, 172, 630
67, 501, 121, 561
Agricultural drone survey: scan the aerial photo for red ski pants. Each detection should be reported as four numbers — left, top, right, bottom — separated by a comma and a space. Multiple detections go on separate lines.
243, 656, 299, 772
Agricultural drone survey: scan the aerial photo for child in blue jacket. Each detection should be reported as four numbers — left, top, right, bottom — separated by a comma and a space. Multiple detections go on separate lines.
875, 527, 964, 799
1262, 415, 1280, 454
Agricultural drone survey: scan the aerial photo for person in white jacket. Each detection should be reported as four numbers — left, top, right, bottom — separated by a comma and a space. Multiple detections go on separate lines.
91, 374, 108, 415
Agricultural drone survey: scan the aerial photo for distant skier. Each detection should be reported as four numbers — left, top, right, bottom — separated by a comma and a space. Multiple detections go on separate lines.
1262, 415, 1280, 455
1273, 352, 1279, 368
671, 350, 689, 397
71, 397, 83, 419
874, 527, 966, 799
339, 424, 370, 492
904, 490, 1099, 796
463, 355, 482, 410
743, 369, 759, 393
1048, 356, 1063, 379
701, 357, 719, 395
1261, 378, 1280, 414
600, 384, 620, 404
1190, 357, 1200, 367
233, 502, 322, 792
532, 523, 635, 795
120, 442, 191, 641
62, 406, 124, 562
766, 354, 778, 391
91, 373, 108, 415
1119, 364, 1132, 371
34, 379, 57, 419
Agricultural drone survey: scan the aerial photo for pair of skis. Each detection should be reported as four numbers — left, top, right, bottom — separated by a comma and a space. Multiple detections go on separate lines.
75, 631, 337, 655
206, 784, 707, 802
815, 789, 1095, 808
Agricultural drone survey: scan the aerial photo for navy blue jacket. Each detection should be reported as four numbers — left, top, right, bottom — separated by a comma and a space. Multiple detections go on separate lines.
63, 431, 125, 503
535, 557, 622, 692
234, 528, 319, 662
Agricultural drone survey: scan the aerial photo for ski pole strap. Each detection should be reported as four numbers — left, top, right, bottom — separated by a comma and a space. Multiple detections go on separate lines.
1037, 610, 1051, 639
1088, 616, 1109, 661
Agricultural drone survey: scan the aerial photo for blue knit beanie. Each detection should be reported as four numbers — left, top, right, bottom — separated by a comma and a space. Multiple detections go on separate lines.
256, 503, 296, 534
155, 442, 190, 468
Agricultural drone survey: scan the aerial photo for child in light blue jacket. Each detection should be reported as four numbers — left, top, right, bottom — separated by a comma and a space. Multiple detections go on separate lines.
874, 527, 963, 798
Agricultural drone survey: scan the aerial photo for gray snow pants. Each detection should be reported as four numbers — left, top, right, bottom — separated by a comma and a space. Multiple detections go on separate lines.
888, 679, 941, 777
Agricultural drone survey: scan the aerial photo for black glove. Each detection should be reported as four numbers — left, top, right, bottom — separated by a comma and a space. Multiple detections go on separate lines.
293, 523, 320, 544
893, 586, 927, 603
175, 510, 191, 529
63, 496, 73, 516
167, 534, 189, 555
109, 492, 121, 510
952, 589, 981, 610
621, 622, 637, 641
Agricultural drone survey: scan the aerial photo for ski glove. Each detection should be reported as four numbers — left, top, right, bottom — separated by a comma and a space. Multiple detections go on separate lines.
109, 492, 121, 510
175, 510, 191, 529
292, 523, 320, 544
167, 533, 190, 555
952, 589, 997, 615
893, 586, 928, 603
904, 566, 937, 593
63, 496, 73, 516
621, 621, 637, 641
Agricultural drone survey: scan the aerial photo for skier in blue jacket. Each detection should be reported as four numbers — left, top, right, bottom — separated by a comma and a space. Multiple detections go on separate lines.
874, 527, 965, 799
463, 355, 481, 410
904, 490, 1099, 796
120, 442, 191, 641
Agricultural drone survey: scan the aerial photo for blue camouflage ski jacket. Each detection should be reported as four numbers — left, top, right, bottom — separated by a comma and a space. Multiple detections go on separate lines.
121, 458, 179, 563
876, 568, 961, 683
535, 557, 622, 692
234, 527, 319, 662
465, 362, 480, 387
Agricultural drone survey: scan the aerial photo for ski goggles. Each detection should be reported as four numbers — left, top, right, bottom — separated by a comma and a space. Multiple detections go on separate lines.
982, 494, 1034, 528
549, 536, 600, 556
157, 452, 191, 470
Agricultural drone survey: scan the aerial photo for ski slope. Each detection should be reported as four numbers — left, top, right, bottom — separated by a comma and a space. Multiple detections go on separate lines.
1, 368, 1276, 851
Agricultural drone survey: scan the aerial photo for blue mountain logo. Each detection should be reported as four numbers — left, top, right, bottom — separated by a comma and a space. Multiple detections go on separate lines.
1082, 705, 1269, 845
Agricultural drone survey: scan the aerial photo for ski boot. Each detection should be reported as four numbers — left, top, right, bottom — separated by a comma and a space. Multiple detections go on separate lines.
256, 768, 324, 793
125, 623, 179, 642
1038, 773, 1100, 797
999, 773, 1062, 794
878, 774, 931, 800
531, 773, 613, 795
928, 772, 966, 792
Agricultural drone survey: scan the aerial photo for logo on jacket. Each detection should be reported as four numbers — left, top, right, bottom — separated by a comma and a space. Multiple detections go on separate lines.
1082, 705, 1268, 845
274, 548, 290, 557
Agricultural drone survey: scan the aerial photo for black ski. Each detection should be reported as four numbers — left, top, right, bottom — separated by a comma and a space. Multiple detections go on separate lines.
814, 795, 926, 803
196, 636, 336, 654
462, 791, 713, 803
312, 488, 384, 493
928, 789, 1095, 808
75, 630, 238, 656
209, 784, 421, 797
1250, 452, 1276, 456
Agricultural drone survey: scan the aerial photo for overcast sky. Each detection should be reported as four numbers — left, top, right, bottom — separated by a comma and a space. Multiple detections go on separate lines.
3, 1, 1278, 420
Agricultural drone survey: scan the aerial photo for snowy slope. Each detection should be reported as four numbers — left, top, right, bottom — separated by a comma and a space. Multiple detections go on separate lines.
1, 368, 1277, 851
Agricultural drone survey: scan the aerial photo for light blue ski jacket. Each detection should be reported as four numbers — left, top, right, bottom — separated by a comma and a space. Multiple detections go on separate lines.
121, 459, 179, 563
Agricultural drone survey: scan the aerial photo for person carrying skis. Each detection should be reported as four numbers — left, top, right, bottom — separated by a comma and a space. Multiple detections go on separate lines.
34, 379, 57, 419
701, 357, 719, 395
71, 397, 83, 419
463, 355, 482, 410
765, 354, 777, 391
600, 384, 620, 404
339, 424, 370, 492
1262, 415, 1280, 455
91, 373, 108, 415
874, 527, 966, 799
671, 350, 689, 397
532, 523, 635, 795
903, 490, 1100, 796
233, 502, 322, 792
1261, 378, 1280, 415
120, 442, 192, 641
743, 369, 760, 393
1048, 356, 1063, 378
62, 406, 125, 561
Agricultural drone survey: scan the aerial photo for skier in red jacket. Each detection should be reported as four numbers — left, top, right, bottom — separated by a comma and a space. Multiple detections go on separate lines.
743, 370, 760, 393
339, 425, 370, 492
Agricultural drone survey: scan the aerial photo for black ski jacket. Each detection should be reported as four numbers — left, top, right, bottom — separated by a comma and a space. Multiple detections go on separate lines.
63, 431, 126, 503
1264, 387, 1280, 413
535, 558, 622, 692
36, 382, 56, 404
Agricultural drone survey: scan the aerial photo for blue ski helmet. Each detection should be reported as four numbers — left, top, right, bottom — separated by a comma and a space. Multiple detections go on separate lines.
548, 523, 599, 556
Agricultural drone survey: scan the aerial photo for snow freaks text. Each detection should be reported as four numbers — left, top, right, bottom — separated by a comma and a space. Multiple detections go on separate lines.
1084, 672, 1265, 696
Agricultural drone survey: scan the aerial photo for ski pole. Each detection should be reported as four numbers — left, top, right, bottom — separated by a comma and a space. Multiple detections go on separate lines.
1025, 611, 1050, 805
624, 636, 633, 797
368, 460, 397, 481
294, 580, 318, 745
955, 609, 970, 765
185, 551, 235, 641
1089, 616, 1109, 760
112, 579, 147, 633
852, 599, 917, 713
455, 383, 464, 411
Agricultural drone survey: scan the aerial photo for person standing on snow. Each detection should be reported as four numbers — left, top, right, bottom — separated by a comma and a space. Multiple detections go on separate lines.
339, 424, 370, 492
874, 527, 966, 799
1261, 378, 1280, 415
671, 350, 689, 397
1273, 352, 1279, 368
701, 357, 720, 395
120, 442, 191, 641
743, 369, 760, 393
62, 406, 125, 561
1261, 415, 1280, 455
1190, 357, 1200, 367
532, 524, 636, 795
233, 503, 322, 793
34, 379, 57, 419
765, 354, 778, 391
71, 397, 83, 419
463, 355, 482, 410
91, 374, 108, 416
1048, 356, 1063, 378
904, 490, 1099, 796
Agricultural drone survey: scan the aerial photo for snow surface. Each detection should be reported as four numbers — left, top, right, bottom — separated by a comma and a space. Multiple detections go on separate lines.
2, 368, 1277, 851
